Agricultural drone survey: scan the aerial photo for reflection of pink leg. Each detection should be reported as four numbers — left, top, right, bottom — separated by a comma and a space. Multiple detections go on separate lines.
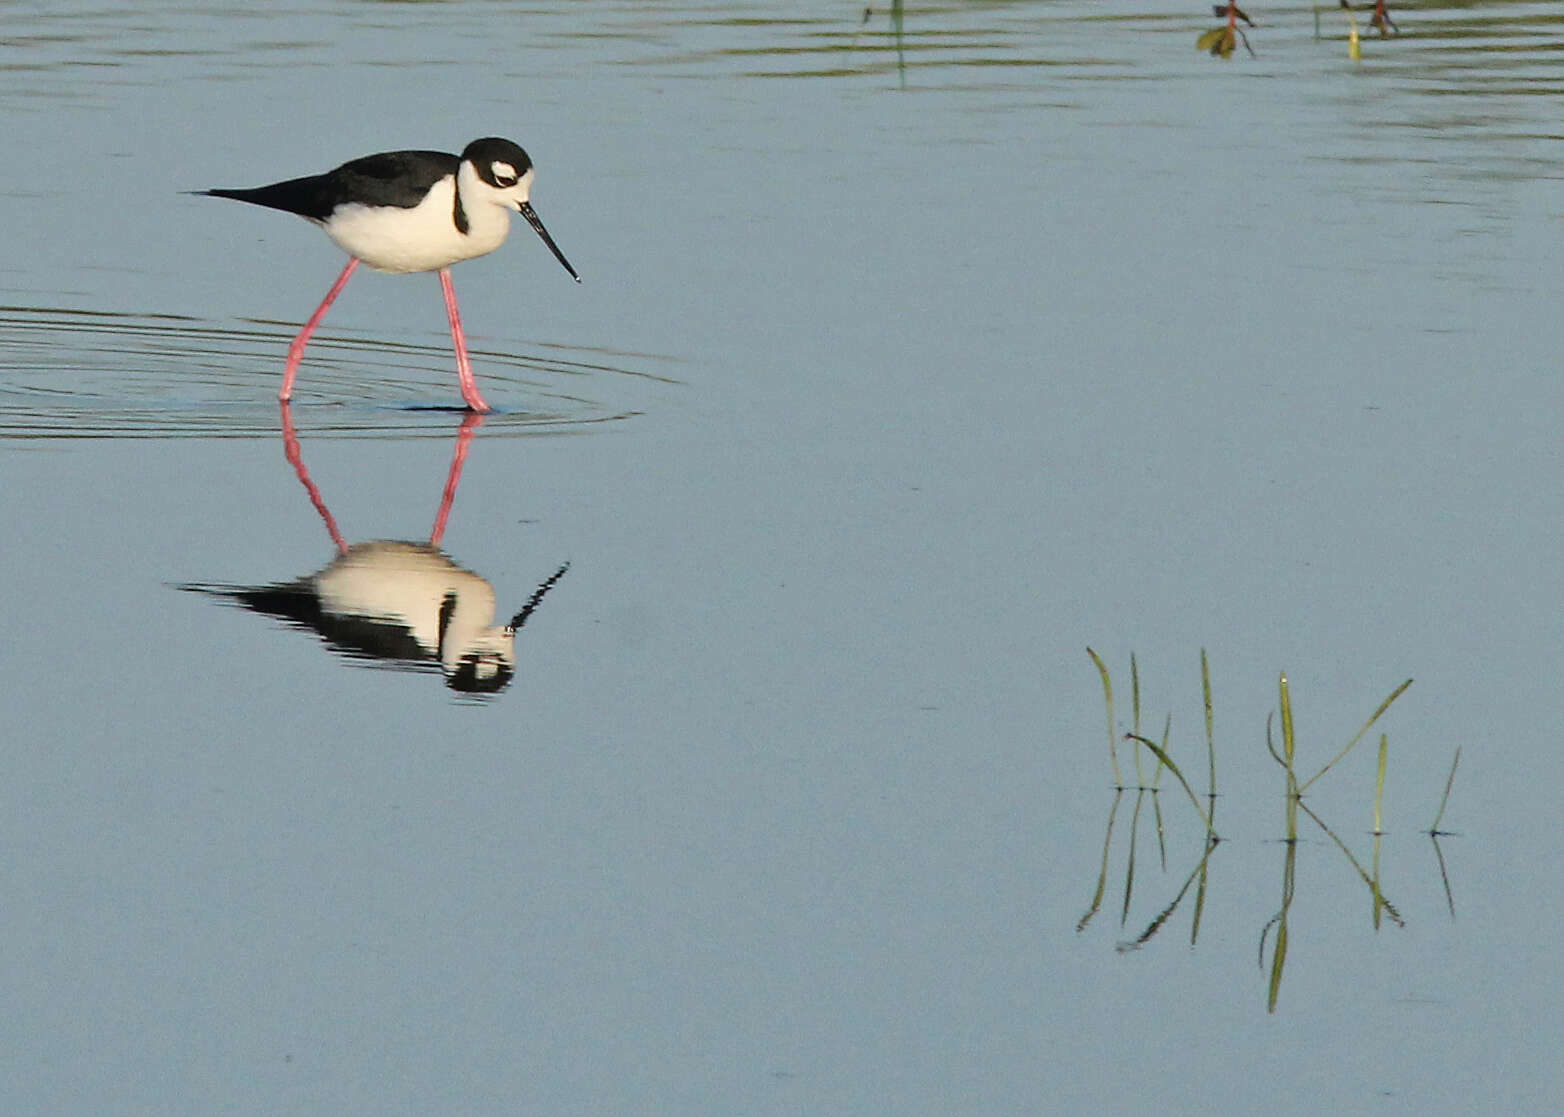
429, 410, 482, 548
280, 401, 349, 555
439, 267, 491, 413
281, 257, 359, 402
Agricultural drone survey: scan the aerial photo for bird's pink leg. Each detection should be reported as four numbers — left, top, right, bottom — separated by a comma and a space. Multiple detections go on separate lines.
439, 267, 491, 413
281, 257, 359, 402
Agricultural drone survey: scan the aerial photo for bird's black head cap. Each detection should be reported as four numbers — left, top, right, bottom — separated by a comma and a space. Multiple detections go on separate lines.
462, 137, 534, 188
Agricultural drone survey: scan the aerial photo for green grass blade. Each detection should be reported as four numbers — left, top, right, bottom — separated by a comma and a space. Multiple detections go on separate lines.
1085, 648, 1122, 787
1151, 714, 1171, 789
1125, 733, 1215, 836
1130, 652, 1145, 785
1373, 733, 1387, 836
1202, 648, 1216, 800
1430, 745, 1462, 834
1275, 676, 1300, 841
1298, 678, 1413, 793
1279, 672, 1296, 768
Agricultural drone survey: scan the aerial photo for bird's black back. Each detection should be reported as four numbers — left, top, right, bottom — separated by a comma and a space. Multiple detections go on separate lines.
198, 149, 461, 220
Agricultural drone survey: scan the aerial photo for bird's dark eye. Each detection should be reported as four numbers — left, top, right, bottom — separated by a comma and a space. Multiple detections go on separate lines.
490, 161, 518, 188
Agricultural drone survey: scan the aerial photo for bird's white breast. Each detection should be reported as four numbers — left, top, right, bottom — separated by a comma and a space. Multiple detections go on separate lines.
322, 176, 512, 274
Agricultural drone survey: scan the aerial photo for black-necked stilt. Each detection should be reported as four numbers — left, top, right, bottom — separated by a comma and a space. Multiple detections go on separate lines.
198, 137, 580, 412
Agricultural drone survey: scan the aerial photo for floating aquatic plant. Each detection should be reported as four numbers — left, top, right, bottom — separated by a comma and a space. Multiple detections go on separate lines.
1198, 3, 1257, 59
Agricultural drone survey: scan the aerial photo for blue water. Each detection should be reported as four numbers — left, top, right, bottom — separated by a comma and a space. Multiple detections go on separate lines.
3, 2, 1562, 1113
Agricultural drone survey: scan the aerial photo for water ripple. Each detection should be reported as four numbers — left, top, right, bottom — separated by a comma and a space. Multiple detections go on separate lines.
0, 305, 673, 440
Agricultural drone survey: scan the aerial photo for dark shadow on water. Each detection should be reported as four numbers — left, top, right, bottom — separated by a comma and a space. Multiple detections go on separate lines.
0, 305, 675, 440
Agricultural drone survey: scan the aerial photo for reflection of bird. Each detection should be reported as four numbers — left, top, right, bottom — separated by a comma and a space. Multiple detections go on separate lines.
197, 137, 580, 412
180, 543, 568, 695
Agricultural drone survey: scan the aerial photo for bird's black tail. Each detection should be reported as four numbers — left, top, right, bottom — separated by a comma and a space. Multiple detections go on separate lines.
188, 175, 336, 222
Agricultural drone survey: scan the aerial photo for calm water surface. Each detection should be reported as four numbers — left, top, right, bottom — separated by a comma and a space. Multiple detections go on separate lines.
3, 2, 1563, 1113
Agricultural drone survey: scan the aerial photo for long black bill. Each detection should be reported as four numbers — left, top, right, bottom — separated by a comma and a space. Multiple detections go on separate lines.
520, 202, 581, 283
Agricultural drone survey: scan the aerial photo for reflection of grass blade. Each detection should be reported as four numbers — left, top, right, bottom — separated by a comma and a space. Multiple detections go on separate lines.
1298, 678, 1413, 793
1078, 790, 1124, 933
1124, 733, 1215, 836
1153, 788, 1167, 871
1298, 798, 1404, 928
1191, 835, 1215, 945
1371, 831, 1385, 930
1431, 833, 1457, 920
1117, 836, 1221, 953
1267, 920, 1289, 1013
1261, 841, 1298, 1013
1430, 746, 1462, 834
1086, 648, 1122, 787
1341, 1, 1364, 60
1123, 789, 1146, 926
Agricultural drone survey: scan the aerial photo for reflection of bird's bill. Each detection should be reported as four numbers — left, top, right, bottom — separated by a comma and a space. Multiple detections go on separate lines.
507, 561, 572, 633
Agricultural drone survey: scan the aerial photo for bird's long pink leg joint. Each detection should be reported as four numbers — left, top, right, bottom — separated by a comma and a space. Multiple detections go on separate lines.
439, 267, 491, 413
281, 257, 359, 402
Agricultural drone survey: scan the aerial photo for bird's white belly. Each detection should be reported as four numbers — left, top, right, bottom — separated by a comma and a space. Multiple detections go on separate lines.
322, 177, 512, 274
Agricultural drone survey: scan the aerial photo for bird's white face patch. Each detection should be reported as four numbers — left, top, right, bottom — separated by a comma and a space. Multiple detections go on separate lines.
490, 161, 518, 186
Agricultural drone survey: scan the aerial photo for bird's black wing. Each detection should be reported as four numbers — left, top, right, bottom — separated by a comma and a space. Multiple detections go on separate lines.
332, 150, 460, 210
196, 149, 460, 220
